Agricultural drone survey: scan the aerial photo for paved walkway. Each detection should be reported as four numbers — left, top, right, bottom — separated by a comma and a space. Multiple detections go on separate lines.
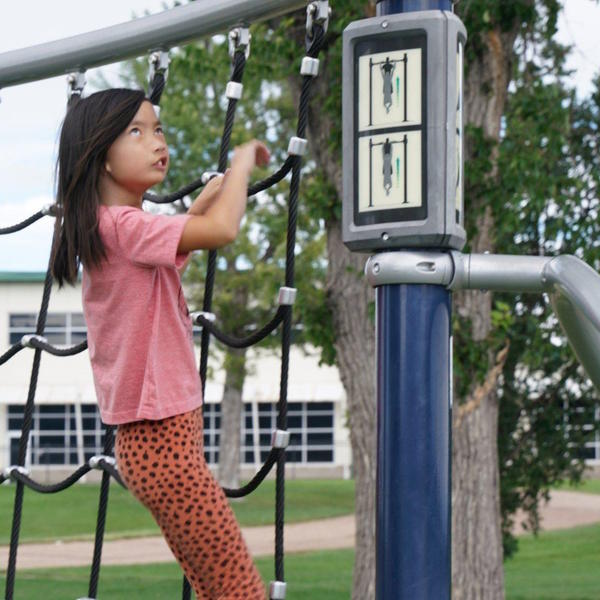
1, 491, 598, 570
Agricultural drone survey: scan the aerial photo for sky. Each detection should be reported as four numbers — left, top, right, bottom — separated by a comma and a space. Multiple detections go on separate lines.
0, 0, 599, 272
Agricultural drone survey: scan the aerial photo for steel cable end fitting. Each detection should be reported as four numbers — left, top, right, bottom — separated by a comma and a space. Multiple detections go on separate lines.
2, 465, 30, 479
229, 26, 251, 59
300, 56, 320, 77
306, 1, 331, 48
191, 311, 217, 325
148, 50, 170, 82
278, 287, 297, 306
287, 137, 308, 156
271, 430, 291, 449
21, 334, 47, 348
41, 203, 58, 217
226, 81, 244, 100
88, 455, 117, 470
66, 71, 86, 99
201, 171, 223, 185
269, 580, 287, 599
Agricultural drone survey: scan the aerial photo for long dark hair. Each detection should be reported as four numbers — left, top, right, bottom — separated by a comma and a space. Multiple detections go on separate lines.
50, 88, 147, 287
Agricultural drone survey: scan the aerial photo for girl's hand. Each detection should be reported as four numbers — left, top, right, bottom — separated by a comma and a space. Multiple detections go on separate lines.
231, 140, 270, 176
187, 170, 229, 216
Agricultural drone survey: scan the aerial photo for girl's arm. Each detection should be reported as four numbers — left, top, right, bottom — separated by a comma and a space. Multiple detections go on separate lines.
177, 140, 269, 253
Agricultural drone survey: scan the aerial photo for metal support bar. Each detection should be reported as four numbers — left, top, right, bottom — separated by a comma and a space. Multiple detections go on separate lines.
0, 0, 306, 88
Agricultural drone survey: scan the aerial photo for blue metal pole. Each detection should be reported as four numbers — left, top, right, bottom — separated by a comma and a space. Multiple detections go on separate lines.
375, 2, 453, 599
377, 0, 452, 14
376, 284, 451, 599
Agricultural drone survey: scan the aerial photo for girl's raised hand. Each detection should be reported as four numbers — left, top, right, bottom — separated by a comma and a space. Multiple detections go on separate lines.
231, 140, 270, 176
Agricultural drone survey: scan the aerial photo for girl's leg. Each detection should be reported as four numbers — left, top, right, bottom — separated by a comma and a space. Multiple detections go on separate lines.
114, 408, 265, 600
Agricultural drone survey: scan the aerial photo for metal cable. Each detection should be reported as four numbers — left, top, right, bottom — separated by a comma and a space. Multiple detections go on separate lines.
0, 210, 46, 235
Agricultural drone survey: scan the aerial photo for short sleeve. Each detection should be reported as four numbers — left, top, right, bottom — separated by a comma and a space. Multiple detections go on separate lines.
113, 206, 192, 268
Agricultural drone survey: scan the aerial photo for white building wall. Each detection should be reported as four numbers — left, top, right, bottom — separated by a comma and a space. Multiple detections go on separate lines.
1, 276, 352, 477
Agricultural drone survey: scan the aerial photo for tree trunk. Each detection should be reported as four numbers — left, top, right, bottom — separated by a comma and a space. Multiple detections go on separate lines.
218, 346, 247, 489
326, 222, 377, 600
451, 21, 520, 599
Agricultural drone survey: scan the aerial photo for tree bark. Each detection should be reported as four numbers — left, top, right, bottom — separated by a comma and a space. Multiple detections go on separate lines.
218, 346, 247, 489
451, 21, 520, 599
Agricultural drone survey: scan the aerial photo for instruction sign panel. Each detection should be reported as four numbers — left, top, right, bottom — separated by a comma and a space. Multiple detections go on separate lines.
342, 11, 467, 253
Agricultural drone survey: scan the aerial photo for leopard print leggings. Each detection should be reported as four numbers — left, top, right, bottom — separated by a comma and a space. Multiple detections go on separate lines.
114, 408, 265, 599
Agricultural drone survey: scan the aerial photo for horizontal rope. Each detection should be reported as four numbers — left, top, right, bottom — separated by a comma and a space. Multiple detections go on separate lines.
223, 447, 281, 498
195, 305, 287, 349
0, 460, 125, 492
0, 343, 25, 366
0, 211, 46, 235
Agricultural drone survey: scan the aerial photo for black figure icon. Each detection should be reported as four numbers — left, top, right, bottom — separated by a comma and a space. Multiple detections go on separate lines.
368, 135, 409, 207
368, 53, 408, 126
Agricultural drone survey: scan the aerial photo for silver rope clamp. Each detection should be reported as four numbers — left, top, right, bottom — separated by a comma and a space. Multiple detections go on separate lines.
21, 334, 47, 348
306, 1, 331, 44
88, 455, 117, 470
66, 71, 86, 100
288, 137, 308, 156
41, 203, 58, 217
271, 430, 290, 449
2, 465, 30, 480
300, 57, 320, 77
269, 580, 287, 599
226, 81, 244, 100
148, 50, 171, 83
191, 311, 217, 325
229, 26, 251, 59
201, 171, 223, 185
278, 287, 297, 306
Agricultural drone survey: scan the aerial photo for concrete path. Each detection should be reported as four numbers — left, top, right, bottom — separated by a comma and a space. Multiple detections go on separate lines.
1, 491, 598, 570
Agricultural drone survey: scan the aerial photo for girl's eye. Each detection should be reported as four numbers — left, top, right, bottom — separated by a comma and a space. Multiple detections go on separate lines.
155, 126, 164, 135
130, 127, 141, 136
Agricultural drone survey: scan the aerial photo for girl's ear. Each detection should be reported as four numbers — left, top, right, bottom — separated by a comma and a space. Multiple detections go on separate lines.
105, 162, 113, 174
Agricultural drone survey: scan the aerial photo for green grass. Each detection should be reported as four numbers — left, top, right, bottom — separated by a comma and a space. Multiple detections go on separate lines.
505, 523, 600, 599
1, 525, 599, 598
553, 479, 600, 495
0, 550, 355, 599
0, 479, 355, 544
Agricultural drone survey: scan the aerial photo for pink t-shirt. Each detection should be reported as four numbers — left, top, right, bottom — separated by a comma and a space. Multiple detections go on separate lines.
82, 204, 203, 425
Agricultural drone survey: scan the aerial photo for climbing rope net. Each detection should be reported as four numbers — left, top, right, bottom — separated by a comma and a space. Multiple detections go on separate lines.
0, 3, 330, 599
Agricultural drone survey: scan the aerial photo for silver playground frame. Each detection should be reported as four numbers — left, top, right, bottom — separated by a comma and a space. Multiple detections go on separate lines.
0, 0, 307, 88
366, 250, 600, 391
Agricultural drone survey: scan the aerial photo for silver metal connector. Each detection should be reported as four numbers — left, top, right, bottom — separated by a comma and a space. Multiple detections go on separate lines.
229, 26, 251, 59
88, 455, 117, 470
300, 56, 320, 77
269, 580, 287, 599
278, 287, 297, 306
20, 334, 47, 348
226, 81, 244, 100
287, 137, 308, 156
271, 430, 291, 449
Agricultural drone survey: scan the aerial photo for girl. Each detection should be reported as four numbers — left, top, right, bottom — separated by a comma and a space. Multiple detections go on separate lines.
51, 88, 269, 599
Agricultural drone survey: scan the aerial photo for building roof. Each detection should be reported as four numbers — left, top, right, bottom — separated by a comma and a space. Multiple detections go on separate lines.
0, 272, 48, 283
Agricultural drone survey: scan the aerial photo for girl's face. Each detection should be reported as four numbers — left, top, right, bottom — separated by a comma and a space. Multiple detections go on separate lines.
104, 101, 169, 197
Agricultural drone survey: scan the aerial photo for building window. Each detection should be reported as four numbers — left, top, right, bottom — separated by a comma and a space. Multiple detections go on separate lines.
6, 401, 336, 469
9, 313, 87, 346
8, 404, 105, 467
203, 401, 335, 465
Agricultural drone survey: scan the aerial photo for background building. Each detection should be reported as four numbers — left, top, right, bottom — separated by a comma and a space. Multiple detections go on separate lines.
0, 272, 352, 482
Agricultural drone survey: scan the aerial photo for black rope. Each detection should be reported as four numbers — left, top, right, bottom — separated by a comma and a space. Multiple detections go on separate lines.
0, 210, 46, 235
1, 459, 125, 492
0, 343, 25, 366
195, 305, 287, 349
149, 71, 167, 106
88, 426, 116, 599
4, 249, 56, 600
223, 448, 282, 498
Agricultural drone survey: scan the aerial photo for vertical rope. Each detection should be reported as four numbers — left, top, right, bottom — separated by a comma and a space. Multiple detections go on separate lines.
4, 246, 56, 600
87, 425, 115, 599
